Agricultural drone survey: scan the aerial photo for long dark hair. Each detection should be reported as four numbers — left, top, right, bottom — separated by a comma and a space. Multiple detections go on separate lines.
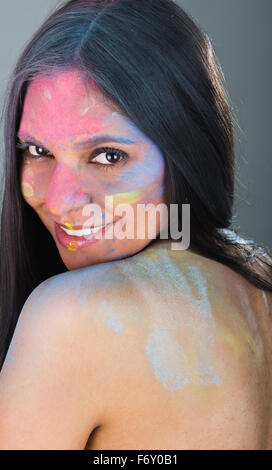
1, 0, 271, 369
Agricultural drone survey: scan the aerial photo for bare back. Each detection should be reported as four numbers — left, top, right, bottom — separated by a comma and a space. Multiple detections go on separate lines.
83, 240, 272, 450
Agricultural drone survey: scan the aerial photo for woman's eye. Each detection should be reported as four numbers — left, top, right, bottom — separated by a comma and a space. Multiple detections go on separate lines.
16, 140, 128, 167
28, 145, 51, 157
91, 148, 127, 166
16, 140, 52, 159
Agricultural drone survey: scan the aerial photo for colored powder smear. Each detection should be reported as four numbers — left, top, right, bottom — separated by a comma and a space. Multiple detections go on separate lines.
64, 222, 74, 230
21, 182, 34, 198
68, 241, 78, 251
145, 324, 191, 391
109, 190, 145, 206
94, 300, 123, 334
143, 259, 221, 392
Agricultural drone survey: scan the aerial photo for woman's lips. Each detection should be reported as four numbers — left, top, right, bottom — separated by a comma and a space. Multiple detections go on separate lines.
54, 221, 115, 250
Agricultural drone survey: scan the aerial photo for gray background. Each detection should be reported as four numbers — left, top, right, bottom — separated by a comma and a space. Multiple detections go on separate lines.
0, 0, 271, 249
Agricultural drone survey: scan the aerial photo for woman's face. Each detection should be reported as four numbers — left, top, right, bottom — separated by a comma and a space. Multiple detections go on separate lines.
18, 68, 167, 270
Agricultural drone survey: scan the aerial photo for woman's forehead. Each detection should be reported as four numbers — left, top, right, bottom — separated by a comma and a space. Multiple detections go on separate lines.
19, 68, 139, 144
25, 68, 109, 106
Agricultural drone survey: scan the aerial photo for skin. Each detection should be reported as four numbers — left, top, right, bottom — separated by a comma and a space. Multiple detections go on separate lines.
1, 68, 269, 449
84, 244, 272, 449
1, 240, 271, 449
18, 67, 168, 270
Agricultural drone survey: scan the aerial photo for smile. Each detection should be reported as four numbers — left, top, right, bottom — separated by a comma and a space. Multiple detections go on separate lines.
59, 224, 108, 237
54, 220, 118, 251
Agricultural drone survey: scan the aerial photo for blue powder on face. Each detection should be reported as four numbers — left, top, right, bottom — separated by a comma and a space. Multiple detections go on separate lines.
115, 145, 164, 189
106, 247, 115, 255
111, 252, 127, 261
64, 193, 78, 205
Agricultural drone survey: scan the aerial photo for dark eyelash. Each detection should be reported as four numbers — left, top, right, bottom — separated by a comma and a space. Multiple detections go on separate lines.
15, 140, 52, 156
16, 140, 33, 151
15, 141, 128, 170
90, 147, 128, 168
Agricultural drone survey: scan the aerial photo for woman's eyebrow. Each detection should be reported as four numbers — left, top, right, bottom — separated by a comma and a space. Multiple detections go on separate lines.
16, 133, 138, 148
75, 134, 138, 149
16, 134, 48, 148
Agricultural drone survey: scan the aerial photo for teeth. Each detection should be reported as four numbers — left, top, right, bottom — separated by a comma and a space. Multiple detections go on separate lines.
60, 225, 105, 237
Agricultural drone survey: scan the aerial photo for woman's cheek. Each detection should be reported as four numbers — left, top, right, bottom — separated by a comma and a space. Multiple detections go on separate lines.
21, 163, 51, 205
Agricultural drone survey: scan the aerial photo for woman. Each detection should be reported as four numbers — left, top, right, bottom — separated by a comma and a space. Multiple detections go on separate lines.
0, 0, 271, 450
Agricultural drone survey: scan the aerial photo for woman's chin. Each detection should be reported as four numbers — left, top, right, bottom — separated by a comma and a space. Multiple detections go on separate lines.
55, 237, 155, 271
58, 250, 105, 271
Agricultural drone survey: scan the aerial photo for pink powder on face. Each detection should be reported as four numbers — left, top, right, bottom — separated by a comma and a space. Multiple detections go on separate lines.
18, 68, 115, 214
18, 67, 166, 228
45, 162, 91, 213
17, 68, 168, 271
19, 69, 105, 146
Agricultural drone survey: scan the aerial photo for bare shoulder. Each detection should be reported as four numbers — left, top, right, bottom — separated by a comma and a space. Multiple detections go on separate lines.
0, 265, 123, 450
79, 243, 272, 450
10, 247, 270, 450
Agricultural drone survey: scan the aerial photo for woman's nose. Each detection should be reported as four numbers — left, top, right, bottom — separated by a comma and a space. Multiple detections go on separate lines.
45, 163, 91, 215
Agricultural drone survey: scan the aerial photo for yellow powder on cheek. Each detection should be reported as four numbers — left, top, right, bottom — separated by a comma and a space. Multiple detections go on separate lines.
24, 167, 34, 178
21, 182, 34, 198
109, 190, 145, 206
